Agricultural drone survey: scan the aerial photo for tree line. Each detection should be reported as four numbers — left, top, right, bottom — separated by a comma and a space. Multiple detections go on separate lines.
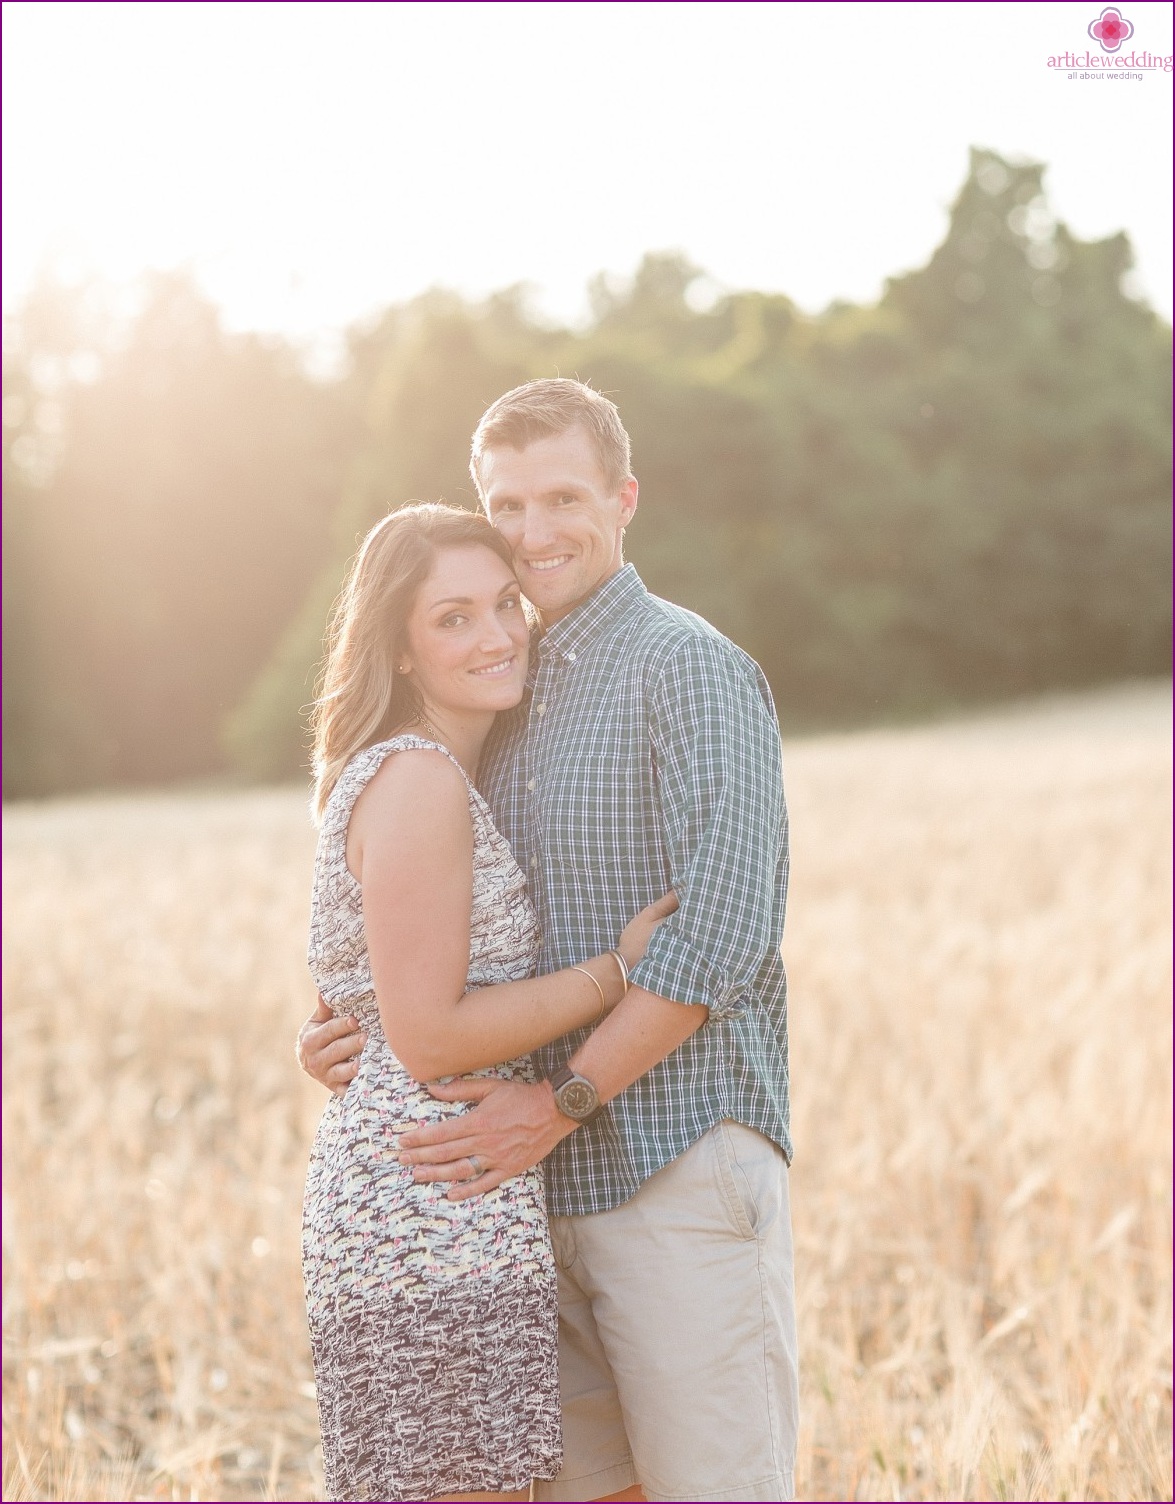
3, 148, 1170, 798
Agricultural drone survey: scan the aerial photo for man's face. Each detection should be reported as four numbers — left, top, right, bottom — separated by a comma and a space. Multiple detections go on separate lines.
479, 425, 638, 625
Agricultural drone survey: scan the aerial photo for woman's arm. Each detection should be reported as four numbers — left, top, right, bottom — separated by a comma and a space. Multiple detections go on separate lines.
350, 749, 661, 1081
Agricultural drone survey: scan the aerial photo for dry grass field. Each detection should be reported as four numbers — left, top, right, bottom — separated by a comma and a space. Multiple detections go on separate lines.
3, 682, 1171, 1502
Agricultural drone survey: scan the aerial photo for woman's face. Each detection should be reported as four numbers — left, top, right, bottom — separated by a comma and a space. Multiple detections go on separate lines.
400, 544, 529, 721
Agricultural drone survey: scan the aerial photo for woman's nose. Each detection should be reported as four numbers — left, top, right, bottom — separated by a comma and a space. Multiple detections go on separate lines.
478, 611, 515, 650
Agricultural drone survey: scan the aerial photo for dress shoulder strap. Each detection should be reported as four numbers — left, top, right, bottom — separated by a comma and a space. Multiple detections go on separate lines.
323, 734, 481, 843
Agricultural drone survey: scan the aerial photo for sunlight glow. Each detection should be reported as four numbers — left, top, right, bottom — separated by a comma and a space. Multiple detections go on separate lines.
3, 0, 1172, 351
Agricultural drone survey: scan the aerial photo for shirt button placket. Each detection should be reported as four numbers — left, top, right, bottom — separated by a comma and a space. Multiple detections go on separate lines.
526, 663, 552, 894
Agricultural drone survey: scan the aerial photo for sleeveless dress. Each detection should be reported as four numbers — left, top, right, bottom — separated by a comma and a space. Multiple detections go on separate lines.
302, 735, 562, 1501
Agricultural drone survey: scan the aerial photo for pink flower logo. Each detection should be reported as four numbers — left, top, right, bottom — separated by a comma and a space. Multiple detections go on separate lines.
1087, 6, 1134, 50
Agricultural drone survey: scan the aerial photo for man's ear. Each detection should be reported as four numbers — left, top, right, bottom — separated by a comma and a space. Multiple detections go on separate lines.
619, 476, 639, 528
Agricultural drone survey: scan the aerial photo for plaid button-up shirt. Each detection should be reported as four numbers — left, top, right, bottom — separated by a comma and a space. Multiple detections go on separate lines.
480, 564, 791, 1216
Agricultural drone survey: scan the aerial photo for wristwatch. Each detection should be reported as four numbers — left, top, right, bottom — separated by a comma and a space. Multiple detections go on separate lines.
549, 1066, 606, 1126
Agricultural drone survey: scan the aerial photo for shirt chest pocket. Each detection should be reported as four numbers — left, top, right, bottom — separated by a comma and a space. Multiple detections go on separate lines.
527, 753, 661, 876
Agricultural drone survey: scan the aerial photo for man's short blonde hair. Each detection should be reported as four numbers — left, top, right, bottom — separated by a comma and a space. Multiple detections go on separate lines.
470, 379, 632, 499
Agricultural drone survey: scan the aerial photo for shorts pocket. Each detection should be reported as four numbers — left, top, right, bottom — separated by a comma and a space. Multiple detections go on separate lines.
711, 1121, 759, 1240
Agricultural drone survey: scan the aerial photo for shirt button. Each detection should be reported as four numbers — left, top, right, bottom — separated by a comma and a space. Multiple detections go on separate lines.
535, 703, 547, 716
567, 651, 577, 662
530, 856, 538, 870
527, 778, 536, 791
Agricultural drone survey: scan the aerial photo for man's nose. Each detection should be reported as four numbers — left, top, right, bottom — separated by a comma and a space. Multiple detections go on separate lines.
519, 504, 556, 552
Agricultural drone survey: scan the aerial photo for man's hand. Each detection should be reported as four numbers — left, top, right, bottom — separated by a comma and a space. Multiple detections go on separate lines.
397, 1077, 574, 1201
296, 996, 366, 1096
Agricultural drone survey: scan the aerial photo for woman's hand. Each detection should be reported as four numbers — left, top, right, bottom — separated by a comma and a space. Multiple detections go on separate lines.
617, 890, 679, 971
296, 996, 366, 1096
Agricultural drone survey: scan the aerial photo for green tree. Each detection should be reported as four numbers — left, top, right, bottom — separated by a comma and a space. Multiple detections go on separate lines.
5, 151, 1169, 795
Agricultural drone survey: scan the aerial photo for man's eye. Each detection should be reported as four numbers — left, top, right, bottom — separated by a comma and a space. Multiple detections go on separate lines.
494, 501, 522, 516
555, 494, 577, 506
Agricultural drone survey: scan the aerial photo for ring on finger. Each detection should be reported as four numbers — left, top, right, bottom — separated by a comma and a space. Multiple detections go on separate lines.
468, 1154, 484, 1178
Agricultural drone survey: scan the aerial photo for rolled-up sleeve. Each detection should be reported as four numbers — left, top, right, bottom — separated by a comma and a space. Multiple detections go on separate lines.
629, 635, 788, 1021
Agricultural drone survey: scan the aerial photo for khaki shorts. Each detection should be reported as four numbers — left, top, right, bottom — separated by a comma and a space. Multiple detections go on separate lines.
535, 1121, 799, 1503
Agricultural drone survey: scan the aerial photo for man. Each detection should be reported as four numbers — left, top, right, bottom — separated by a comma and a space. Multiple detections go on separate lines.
299, 379, 798, 1502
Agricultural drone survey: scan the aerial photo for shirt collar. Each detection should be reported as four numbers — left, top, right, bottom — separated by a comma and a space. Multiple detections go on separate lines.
535, 563, 647, 666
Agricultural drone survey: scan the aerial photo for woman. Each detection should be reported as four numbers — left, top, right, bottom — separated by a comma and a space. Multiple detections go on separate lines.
302, 502, 673, 1503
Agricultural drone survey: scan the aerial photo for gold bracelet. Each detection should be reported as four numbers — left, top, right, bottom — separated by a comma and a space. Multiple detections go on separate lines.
570, 965, 607, 1023
606, 950, 630, 995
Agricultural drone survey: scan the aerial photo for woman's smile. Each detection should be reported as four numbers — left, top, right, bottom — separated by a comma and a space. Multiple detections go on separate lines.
470, 655, 520, 677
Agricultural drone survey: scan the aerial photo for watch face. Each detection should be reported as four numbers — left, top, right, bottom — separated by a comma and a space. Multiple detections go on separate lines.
558, 1078, 599, 1119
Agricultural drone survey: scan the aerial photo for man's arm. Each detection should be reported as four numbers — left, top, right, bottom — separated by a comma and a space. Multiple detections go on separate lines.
399, 632, 784, 1198
400, 985, 706, 1199
631, 634, 786, 1018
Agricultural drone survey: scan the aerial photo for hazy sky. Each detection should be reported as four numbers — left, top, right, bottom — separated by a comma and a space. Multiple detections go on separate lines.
4, 0, 1172, 357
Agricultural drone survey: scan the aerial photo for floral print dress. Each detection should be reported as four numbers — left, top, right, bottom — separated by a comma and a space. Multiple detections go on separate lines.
302, 735, 561, 1501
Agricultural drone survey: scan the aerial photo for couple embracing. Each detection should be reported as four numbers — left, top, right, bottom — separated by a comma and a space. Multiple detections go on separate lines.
297, 379, 798, 1503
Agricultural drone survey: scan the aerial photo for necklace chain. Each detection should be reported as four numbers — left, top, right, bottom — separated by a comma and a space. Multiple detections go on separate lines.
414, 714, 444, 744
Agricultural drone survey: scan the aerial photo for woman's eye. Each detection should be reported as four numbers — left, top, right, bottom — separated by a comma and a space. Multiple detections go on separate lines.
439, 613, 466, 628
499, 596, 520, 612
